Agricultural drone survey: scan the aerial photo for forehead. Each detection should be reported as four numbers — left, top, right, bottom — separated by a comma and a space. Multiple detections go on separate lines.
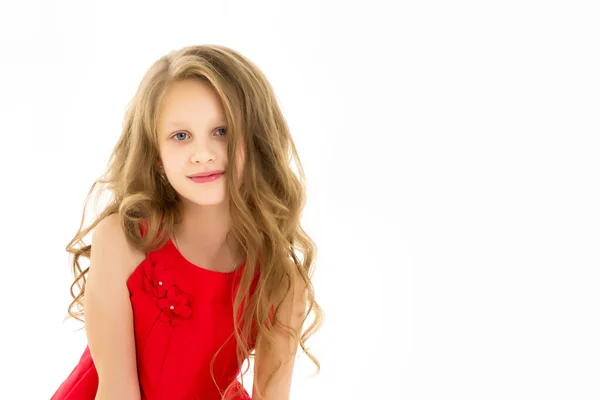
158, 80, 227, 129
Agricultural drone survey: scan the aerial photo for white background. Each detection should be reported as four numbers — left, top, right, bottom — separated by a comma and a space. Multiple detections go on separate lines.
0, 0, 598, 399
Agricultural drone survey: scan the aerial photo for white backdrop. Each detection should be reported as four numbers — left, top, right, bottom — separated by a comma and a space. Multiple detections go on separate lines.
0, 0, 598, 399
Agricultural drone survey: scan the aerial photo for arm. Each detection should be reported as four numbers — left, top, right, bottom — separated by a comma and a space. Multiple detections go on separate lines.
252, 273, 308, 400
84, 213, 142, 400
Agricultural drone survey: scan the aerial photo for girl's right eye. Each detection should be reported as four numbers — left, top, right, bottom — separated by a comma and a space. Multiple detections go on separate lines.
172, 132, 190, 141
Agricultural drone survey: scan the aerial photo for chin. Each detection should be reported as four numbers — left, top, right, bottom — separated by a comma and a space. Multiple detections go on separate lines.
182, 194, 227, 207
173, 180, 229, 206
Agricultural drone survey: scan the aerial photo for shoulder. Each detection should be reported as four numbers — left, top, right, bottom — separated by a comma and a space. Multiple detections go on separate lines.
91, 213, 146, 281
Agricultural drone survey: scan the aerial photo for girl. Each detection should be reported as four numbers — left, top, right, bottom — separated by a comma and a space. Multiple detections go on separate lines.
51, 44, 323, 400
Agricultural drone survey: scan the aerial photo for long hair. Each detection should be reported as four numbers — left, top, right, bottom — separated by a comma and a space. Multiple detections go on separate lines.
64, 44, 323, 399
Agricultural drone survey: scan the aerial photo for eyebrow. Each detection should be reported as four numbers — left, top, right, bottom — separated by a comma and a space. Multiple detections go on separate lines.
165, 120, 227, 128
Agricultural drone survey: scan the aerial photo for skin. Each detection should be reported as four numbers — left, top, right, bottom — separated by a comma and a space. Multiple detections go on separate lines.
156, 79, 246, 272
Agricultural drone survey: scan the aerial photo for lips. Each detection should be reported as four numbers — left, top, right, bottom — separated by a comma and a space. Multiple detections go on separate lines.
188, 172, 224, 183
188, 170, 224, 178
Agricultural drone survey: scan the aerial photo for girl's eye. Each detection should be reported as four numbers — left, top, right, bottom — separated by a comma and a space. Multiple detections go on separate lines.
172, 132, 190, 141
215, 128, 227, 137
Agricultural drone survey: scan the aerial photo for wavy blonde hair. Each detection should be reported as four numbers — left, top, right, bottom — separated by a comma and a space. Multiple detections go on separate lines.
64, 44, 323, 399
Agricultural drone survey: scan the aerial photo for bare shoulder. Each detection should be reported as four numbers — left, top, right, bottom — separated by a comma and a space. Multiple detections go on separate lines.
92, 213, 146, 281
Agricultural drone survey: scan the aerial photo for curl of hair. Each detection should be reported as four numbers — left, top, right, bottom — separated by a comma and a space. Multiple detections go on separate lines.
64, 44, 324, 399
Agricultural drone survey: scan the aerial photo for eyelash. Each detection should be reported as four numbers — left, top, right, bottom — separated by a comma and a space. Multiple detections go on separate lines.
171, 128, 227, 141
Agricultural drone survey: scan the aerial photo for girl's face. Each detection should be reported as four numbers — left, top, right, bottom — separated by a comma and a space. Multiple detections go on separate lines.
156, 79, 245, 206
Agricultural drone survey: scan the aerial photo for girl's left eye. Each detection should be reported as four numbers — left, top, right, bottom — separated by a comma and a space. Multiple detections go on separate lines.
215, 128, 227, 137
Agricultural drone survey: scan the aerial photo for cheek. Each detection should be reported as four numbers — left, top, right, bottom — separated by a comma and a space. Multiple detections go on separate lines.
161, 147, 184, 166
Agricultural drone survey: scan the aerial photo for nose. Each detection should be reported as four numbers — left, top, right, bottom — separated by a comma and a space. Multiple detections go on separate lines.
190, 138, 216, 164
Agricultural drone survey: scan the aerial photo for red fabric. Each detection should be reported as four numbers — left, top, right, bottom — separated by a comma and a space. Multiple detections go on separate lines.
51, 222, 274, 400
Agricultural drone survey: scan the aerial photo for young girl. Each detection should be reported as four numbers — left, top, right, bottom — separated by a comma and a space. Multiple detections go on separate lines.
50, 44, 323, 400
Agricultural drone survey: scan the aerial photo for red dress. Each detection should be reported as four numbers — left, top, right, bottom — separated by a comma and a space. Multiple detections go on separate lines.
51, 234, 268, 400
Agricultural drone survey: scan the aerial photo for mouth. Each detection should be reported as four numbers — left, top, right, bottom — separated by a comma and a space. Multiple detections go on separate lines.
188, 172, 224, 183
187, 170, 225, 178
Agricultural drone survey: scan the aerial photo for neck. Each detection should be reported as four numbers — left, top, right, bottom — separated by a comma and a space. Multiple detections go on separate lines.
175, 200, 236, 254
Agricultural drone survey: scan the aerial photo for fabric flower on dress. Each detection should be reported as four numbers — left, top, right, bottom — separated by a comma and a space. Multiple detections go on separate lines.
141, 256, 192, 326
141, 259, 174, 298
158, 287, 192, 326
